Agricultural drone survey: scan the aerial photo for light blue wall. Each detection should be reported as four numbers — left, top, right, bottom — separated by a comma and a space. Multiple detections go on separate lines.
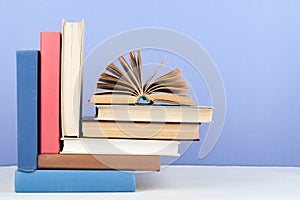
1, 0, 300, 166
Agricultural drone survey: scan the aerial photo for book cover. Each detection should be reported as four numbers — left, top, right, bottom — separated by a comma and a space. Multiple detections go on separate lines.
40, 32, 61, 153
38, 154, 160, 171
16, 50, 39, 172
61, 19, 84, 137
15, 169, 136, 192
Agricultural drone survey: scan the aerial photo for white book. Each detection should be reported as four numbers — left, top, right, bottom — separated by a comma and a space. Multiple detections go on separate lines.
61, 138, 180, 156
61, 19, 84, 137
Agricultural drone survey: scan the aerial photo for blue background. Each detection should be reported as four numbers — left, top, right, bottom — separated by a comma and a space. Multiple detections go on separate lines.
1, 0, 300, 166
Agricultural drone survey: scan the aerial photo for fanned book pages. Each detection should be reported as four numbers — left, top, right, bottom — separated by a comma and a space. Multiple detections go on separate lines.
61, 19, 84, 137
88, 50, 195, 105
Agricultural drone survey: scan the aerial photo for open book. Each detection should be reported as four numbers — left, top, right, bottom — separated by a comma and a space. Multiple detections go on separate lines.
88, 50, 195, 105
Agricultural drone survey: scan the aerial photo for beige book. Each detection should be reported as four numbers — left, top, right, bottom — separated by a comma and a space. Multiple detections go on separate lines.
82, 117, 200, 140
95, 105, 213, 123
61, 19, 84, 137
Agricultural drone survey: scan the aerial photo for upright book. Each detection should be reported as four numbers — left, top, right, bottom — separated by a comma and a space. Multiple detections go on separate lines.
16, 50, 39, 172
61, 19, 84, 137
15, 170, 136, 192
40, 32, 61, 153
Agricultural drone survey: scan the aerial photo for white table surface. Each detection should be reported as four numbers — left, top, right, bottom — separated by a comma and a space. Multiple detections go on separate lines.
1, 165, 300, 200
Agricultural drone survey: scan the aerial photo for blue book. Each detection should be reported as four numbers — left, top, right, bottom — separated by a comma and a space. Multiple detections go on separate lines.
15, 170, 136, 192
16, 50, 39, 172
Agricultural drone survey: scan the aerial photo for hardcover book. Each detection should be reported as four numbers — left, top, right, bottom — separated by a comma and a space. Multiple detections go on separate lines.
61, 138, 180, 156
16, 50, 39, 172
40, 32, 61, 153
95, 105, 213, 123
82, 117, 199, 140
61, 19, 84, 137
38, 154, 160, 171
15, 169, 136, 192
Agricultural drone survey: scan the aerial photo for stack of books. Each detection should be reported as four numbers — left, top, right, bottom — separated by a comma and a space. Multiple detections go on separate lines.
15, 19, 213, 193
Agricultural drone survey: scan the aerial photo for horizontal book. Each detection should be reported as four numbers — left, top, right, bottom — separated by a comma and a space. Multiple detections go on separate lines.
15, 169, 135, 192
82, 117, 199, 140
88, 50, 195, 105
16, 50, 39, 172
95, 105, 213, 123
61, 138, 180, 156
38, 154, 160, 171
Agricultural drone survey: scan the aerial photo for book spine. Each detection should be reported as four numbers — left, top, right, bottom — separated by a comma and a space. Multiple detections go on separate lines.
15, 170, 136, 192
16, 50, 39, 172
40, 32, 61, 153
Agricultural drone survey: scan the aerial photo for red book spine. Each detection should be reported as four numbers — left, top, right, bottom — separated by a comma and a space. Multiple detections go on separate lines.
40, 32, 61, 153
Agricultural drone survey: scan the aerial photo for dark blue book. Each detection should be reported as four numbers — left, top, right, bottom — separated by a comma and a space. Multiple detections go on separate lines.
15, 170, 136, 192
16, 50, 39, 172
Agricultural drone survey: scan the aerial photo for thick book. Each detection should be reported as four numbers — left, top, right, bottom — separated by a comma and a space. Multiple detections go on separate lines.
16, 50, 39, 172
61, 19, 84, 137
82, 117, 199, 140
61, 138, 180, 156
88, 50, 195, 105
15, 169, 136, 192
95, 105, 213, 123
38, 154, 160, 171
40, 32, 61, 153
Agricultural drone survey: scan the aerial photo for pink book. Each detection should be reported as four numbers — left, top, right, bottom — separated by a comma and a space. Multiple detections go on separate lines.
40, 32, 61, 153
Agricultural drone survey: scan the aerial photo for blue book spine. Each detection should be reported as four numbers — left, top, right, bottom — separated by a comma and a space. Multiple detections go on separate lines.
16, 50, 39, 172
15, 170, 136, 192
